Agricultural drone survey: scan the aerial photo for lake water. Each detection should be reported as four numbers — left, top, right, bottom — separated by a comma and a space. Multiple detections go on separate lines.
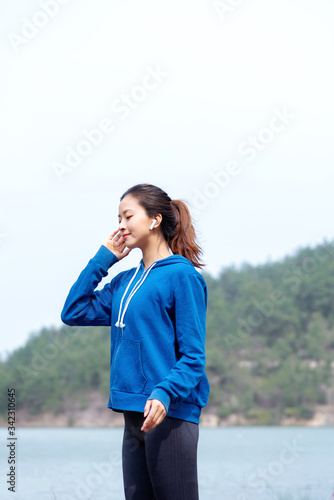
0, 426, 333, 500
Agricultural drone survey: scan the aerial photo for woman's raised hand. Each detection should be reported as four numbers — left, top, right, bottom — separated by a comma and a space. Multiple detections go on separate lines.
103, 229, 132, 260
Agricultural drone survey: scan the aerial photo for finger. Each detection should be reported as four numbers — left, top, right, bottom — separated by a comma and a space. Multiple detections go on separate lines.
116, 236, 127, 248
154, 413, 165, 428
119, 236, 129, 247
150, 410, 163, 428
143, 417, 155, 431
109, 230, 119, 239
141, 406, 157, 431
146, 409, 165, 431
155, 405, 166, 422
143, 400, 152, 418
112, 232, 122, 242
120, 243, 129, 253
142, 408, 155, 429
110, 230, 124, 241
154, 403, 167, 424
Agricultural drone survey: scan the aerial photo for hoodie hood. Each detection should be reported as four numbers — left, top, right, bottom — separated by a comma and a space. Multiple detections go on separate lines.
139, 254, 194, 269
115, 254, 195, 329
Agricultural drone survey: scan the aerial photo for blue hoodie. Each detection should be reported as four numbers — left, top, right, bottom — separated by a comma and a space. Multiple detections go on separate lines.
61, 244, 210, 424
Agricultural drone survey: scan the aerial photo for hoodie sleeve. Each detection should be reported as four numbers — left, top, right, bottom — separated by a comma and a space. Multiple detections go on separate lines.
148, 272, 208, 412
60, 245, 119, 327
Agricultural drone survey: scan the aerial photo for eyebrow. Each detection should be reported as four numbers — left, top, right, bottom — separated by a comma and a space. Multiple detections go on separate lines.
118, 209, 134, 217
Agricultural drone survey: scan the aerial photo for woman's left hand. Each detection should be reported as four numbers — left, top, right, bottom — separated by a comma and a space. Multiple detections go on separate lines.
141, 399, 167, 432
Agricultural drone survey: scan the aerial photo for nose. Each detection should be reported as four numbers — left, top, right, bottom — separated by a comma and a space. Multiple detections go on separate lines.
119, 219, 126, 231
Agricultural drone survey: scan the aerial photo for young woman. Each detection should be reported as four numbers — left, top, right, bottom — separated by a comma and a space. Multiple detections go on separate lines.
61, 183, 210, 500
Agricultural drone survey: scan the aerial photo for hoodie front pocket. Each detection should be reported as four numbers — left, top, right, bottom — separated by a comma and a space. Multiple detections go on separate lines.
111, 339, 147, 394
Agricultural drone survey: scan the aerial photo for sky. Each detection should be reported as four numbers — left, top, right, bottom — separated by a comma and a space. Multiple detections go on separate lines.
1, 0, 334, 360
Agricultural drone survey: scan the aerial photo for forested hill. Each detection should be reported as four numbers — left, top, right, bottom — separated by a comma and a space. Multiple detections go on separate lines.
1, 240, 334, 426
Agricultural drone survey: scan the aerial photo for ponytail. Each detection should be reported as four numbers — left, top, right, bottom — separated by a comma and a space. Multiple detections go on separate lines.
120, 184, 205, 269
169, 199, 205, 269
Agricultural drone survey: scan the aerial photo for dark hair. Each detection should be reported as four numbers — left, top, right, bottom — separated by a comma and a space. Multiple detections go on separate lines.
120, 183, 205, 269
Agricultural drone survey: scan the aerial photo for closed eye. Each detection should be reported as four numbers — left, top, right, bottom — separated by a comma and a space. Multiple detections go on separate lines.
118, 215, 133, 223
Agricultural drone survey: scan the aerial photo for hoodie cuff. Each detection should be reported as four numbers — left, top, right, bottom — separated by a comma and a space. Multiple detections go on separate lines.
148, 388, 171, 414
93, 245, 119, 270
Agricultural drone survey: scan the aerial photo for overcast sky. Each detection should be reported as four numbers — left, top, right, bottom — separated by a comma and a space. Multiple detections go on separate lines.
1, 0, 334, 360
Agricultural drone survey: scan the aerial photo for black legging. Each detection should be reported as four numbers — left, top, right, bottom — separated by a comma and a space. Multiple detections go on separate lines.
122, 410, 199, 500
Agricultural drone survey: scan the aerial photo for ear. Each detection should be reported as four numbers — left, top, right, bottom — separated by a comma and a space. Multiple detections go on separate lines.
153, 214, 163, 228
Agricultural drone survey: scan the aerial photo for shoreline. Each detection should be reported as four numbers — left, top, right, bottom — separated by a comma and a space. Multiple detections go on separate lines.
1, 391, 333, 428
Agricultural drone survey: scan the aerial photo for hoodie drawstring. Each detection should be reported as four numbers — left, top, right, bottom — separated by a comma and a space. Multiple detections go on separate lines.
115, 261, 157, 328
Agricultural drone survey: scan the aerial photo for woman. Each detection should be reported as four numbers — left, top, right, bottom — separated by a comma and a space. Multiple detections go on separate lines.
61, 183, 210, 500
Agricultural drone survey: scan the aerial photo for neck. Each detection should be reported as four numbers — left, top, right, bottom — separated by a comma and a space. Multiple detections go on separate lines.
141, 238, 172, 271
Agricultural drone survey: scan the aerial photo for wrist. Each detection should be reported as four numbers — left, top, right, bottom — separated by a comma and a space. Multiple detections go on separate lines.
94, 245, 119, 269
148, 389, 171, 414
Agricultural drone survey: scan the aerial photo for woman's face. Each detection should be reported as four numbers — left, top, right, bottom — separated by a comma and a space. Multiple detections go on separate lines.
118, 195, 155, 249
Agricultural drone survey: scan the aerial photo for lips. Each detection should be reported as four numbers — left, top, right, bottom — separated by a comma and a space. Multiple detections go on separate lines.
123, 234, 130, 238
